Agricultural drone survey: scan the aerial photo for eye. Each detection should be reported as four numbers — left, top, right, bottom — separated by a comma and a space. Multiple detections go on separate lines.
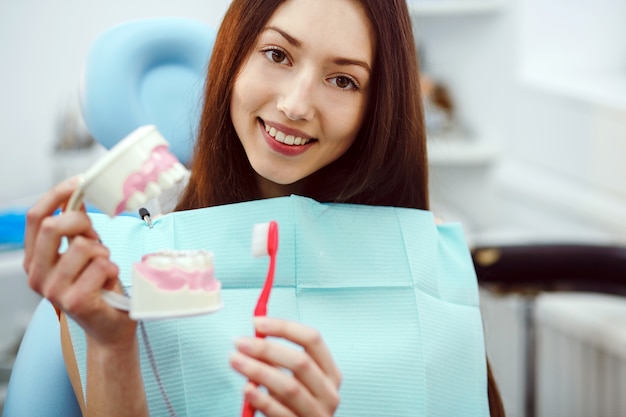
329, 75, 359, 91
262, 47, 290, 65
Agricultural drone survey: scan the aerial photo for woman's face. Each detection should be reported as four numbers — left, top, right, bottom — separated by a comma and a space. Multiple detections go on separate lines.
231, 0, 374, 198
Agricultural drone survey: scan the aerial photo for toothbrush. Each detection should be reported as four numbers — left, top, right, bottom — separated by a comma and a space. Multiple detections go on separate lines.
242, 221, 279, 417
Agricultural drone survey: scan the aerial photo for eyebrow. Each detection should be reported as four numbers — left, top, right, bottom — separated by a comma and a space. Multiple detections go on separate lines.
263, 26, 372, 73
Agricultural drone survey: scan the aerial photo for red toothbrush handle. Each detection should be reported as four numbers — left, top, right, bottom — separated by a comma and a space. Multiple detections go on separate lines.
241, 221, 278, 417
242, 400, 255, 417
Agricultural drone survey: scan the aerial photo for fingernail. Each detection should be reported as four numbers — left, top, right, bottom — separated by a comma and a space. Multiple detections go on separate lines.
234, 337, 252, 351
253, 316, 270, 331
229, 351, 247, 369
243, 382, 257, 397
65, 176, 79, 187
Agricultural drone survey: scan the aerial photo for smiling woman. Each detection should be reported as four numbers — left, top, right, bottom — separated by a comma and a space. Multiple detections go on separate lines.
20, 0, 503, 416
179, 0, 428, 210
230, 0, 374, 195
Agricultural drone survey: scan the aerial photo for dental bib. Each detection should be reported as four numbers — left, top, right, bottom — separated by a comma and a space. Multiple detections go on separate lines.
67, 195, 489, 417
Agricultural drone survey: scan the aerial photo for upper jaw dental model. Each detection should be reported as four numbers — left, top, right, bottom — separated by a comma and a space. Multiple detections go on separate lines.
66, 125, 188, 216
65, 125, 223, 320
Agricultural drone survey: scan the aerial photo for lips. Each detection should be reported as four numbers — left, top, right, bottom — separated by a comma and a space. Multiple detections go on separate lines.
259, 119, 316, 157
264, 123, 312, 146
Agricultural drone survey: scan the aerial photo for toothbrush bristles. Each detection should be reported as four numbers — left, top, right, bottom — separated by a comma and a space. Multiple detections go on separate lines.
252, 222, 271, 257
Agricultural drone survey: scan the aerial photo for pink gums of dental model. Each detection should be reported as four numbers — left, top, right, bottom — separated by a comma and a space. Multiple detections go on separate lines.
133, 260, 219, 292
114, 145, 179, 215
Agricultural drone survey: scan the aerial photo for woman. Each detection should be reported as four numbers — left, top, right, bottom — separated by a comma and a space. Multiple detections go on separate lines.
23, 0, 504, 415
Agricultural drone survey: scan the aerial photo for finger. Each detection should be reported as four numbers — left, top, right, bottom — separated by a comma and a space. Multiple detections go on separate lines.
26, 207, 99, 280
235, 337, 335, 402
231, 352, 319, 415
59, 235, 110, 276
35, 236, 109, 301
61, 258, 136, 346
254, 317, 342, 387
28, 215, 101, 294
242, 383, 297, 417
23, 178, 78, 272
60, 256, 119, 319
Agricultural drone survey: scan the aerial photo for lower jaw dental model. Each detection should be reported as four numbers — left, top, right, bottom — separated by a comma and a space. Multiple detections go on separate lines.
65, 125, 223, 320
103, 249, 223, 320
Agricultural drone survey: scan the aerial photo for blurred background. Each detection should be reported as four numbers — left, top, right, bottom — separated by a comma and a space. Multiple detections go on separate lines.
1, 0, 625, 416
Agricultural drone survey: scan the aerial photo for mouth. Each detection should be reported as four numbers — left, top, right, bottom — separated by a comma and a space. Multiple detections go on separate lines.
260, 118, 317, 146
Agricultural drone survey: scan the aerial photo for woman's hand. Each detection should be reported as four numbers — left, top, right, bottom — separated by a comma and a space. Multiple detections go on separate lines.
231, 317, 342, 417
23, 177, 136, 346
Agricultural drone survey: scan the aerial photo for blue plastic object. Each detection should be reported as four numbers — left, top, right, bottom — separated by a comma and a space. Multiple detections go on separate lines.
80, 18, 215, 165
0, 207, 107, 251
3, 299, 81, 417
0, 209, 27, 250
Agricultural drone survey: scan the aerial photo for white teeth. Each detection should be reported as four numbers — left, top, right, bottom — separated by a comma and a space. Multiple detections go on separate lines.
264, 122, 310, 146
123, 164, 188, 213
160, 164, 186, 189
174, 164, 188, 181
148, 255, 172, 269
144, 182, 162, 200
126, 193, 148, 212
146, 250, 214, 271
158, 171, 175, 189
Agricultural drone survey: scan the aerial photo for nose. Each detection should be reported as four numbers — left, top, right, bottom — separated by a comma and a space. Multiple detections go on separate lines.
276, 70, 316, 121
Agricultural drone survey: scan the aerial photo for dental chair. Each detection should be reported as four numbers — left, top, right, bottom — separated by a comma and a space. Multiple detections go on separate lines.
3, 17, 215, 416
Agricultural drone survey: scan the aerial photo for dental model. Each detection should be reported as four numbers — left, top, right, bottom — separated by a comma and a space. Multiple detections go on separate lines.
64, 125, 223, 319
66, 125, 187, 216
130, 250, 223, 320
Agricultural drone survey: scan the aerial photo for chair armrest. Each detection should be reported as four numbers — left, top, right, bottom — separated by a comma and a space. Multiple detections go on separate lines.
472, 244, 626, 294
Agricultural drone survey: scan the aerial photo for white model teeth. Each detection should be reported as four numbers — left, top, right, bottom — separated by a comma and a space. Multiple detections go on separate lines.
146, 250, 214, 271
158, 162, 186, 189
126, 193, 148, 212
144, 182, 161, 200
265, 123, 310, 145
124, 163, 188, 212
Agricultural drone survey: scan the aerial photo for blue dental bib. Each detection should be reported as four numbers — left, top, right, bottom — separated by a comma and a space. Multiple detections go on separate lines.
67, 195, 489, 416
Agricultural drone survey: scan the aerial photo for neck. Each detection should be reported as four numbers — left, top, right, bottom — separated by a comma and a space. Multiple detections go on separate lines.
256, 174, 305, 199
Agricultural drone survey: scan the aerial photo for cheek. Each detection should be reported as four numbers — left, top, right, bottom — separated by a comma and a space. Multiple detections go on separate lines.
232, 62, 270, 111
231, 80, 251, 116
331, 104, 367, 151
231, 74, 253, 117
231, 77, 263, 137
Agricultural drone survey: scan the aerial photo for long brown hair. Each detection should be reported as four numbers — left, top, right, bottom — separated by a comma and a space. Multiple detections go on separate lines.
176, 0, 428, 211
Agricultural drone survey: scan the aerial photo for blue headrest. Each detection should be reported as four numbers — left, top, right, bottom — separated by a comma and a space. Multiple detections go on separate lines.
80, 18, 215, 165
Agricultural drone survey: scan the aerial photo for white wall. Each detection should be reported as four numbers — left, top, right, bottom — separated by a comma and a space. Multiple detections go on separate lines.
509, 0, 626, 240
0, 0, 231, 205
413, 0, 626, 244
